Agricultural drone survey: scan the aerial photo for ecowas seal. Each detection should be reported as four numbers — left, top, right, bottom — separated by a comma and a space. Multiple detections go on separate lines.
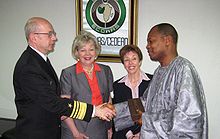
86, 0, 126, 34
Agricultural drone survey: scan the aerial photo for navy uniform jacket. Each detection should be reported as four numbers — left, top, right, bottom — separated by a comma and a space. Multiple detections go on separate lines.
13, 46, 93, 139
112, 73, 153, 139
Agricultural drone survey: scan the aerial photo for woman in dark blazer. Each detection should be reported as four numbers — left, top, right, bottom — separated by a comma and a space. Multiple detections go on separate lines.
112, 45, 153, 139
60, 31, 113, 139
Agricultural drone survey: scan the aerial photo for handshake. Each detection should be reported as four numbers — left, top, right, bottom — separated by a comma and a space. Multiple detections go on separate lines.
94, 103, 116, 121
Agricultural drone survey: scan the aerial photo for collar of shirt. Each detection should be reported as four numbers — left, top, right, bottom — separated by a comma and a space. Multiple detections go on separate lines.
76, 61, 101, 74
118, 70, 150, 98
118, 70, 150, 83
29, 45, 47, 61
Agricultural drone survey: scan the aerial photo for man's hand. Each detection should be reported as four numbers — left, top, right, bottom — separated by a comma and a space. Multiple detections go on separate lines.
95, 103, 116, 121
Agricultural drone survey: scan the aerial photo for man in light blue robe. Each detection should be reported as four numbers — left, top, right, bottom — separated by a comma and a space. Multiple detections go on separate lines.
114, 23, 208, 139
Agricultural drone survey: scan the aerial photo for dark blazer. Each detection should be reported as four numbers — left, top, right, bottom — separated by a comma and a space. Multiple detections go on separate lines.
112, 73, 153, 139
13, 46, 93, 139
60, 63, 113, 139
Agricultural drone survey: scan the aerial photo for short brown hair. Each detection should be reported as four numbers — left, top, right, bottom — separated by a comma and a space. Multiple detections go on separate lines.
119, 45, 143, 64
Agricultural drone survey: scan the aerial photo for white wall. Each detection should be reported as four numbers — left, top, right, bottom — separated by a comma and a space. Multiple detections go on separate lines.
0, 0, 220, 138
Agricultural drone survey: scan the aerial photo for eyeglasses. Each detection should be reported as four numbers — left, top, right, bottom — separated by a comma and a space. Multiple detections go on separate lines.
34, 31, 56, 38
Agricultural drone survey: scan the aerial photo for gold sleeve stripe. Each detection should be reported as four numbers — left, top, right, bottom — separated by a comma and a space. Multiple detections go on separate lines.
70, 101, 76, 117
70, 101, 78, 118
76, 102, 82, 119
73, 101, 80, 118
77, 102, 87, 119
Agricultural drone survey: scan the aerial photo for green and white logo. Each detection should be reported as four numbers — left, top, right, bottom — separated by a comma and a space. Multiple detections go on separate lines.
86, 0, 126, 34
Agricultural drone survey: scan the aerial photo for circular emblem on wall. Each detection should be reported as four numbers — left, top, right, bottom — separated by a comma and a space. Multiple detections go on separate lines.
85, 0, 126, 34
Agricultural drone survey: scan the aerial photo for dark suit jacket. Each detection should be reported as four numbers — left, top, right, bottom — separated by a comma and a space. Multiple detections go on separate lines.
13, 46, 93, 139
112, 73, 153, 139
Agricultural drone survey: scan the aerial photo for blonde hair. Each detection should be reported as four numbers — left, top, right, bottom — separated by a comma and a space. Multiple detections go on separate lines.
72, 30, 101, 60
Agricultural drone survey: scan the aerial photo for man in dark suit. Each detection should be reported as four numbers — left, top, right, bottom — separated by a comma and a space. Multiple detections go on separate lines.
13, 17, 115, 139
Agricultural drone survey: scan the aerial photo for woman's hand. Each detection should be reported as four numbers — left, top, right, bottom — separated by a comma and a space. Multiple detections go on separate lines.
108, 128, 113, 139
73, 132, 89, 139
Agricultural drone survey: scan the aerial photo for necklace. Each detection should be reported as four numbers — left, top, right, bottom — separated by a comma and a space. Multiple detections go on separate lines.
83, 64, 94, 74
